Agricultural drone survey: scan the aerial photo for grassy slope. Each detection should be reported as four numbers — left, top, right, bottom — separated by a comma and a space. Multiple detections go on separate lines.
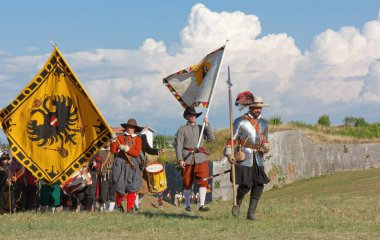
1, 168, 379, 240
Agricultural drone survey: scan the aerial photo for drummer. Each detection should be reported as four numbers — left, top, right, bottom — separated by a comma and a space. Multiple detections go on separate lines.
111, 119, 143, 213
136, 126, 164, 209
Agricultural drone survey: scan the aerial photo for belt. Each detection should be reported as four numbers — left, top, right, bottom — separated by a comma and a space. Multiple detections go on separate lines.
241, 143, 262, 150
183, 147, 208, 155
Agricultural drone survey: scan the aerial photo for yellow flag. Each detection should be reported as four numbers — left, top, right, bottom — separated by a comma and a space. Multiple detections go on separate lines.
0, 47, 112, 184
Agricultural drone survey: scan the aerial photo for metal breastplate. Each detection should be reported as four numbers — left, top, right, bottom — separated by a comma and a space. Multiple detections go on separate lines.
233, 115, 268, 167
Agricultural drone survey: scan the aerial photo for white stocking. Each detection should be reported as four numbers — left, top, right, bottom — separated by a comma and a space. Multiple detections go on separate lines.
199, 187, 206, 207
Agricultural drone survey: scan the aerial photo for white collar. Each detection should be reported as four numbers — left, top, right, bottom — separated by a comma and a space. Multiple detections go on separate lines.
124, 132, 137, 138
247, 112, 261, 120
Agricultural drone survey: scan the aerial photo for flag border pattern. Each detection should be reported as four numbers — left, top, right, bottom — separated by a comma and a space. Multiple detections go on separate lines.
163, 46, 225, 109
0, 47, 112, 184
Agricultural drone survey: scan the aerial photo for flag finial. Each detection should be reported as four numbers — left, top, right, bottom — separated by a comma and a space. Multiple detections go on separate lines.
49, 38, 57, 48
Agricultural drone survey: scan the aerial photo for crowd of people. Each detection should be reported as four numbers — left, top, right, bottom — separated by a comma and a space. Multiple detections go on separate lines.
0, 92, 271, 221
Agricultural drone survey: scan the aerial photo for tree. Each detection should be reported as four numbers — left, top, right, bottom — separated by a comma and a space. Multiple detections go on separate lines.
318, 114, 331, 126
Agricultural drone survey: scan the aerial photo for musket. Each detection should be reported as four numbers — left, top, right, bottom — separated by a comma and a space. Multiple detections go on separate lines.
227, 66, 237, 208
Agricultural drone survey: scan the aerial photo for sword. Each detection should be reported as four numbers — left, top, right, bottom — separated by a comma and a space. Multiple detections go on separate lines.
201, 169, 231, 181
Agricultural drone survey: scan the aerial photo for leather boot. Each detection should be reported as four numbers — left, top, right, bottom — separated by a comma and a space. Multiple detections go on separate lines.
231, 189, 245, 216
247, 198, 259, 221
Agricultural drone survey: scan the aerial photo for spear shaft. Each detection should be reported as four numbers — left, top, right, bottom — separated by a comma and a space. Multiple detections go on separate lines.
227, 66, 237, 207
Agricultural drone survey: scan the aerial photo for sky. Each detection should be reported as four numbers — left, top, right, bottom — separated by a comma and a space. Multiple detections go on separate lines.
1, 1, 380, 141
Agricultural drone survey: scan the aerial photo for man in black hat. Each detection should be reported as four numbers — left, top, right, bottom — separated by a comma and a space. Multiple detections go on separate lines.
176, 107, 214, 212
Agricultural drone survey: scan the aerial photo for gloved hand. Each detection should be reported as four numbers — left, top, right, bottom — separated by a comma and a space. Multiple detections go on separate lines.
261, 142, 270, 154
227, 154, 235, 164
111, 132, 117, 142
223, 145, 232, 156
118, 144, 130, 152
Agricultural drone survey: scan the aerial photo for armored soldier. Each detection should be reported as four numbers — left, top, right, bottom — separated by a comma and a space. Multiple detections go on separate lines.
225, 93, 270, 220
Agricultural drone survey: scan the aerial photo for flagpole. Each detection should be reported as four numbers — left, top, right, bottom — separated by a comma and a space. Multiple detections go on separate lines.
196, 40, 229, 148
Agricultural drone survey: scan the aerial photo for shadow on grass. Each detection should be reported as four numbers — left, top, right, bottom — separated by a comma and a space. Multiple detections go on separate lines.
141, 211, 203, 219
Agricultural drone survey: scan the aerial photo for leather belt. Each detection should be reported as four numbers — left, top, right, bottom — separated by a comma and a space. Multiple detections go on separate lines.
183, 147, 208, 155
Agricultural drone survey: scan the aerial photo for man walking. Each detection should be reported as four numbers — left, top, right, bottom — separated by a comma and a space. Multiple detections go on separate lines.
176, 107, 215, 212
225, 93, 270, 220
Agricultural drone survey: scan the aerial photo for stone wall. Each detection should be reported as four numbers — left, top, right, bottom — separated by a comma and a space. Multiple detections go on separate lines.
211, 130, 380, 201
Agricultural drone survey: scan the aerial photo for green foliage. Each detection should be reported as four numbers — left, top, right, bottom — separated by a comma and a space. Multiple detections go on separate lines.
288, 120, 314, 129
343, 145, 349, 153
267, 116, 283, 125
343, 116, 368, 127
335, 123, 380, 139
287, 120, 380, 140
204, 129, 229, 160
214, 180, 220, 189
153, 134, 175, 149
318, 114, 331, 126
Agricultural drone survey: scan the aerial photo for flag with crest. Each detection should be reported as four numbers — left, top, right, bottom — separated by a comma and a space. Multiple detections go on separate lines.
0, 46, 112, 184
163, 46, 225, 108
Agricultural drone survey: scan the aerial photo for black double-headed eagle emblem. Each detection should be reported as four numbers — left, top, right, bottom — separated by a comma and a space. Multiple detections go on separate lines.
27, 95, 84, 157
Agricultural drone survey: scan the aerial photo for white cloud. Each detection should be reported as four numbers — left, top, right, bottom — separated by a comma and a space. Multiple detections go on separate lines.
25, 46, 38, 52
1, 3, 380, 138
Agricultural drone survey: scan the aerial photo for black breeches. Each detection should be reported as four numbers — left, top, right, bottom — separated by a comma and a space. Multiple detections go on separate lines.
238, 184, 264, 200
99, 180, 109, 204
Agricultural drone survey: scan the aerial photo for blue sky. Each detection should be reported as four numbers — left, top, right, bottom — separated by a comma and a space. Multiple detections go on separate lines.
1, 1, 380, 141
1, 1, 379, 54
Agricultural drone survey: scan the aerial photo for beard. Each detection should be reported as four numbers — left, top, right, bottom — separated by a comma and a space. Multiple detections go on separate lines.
251, 111, 261, 119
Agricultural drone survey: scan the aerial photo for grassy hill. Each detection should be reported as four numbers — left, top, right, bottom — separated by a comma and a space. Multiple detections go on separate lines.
1, 168, 379, 239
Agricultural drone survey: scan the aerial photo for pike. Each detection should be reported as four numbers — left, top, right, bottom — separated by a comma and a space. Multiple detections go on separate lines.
227, 66, 238, 210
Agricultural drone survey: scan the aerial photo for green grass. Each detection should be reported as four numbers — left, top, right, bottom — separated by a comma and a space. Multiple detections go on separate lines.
288, 122, 380, 139
1, 168, 379, 239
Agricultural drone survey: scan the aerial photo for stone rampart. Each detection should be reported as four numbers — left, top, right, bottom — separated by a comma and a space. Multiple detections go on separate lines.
211, 130, 380, 201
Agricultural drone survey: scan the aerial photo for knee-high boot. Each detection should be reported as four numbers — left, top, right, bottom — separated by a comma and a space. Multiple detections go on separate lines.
247, 197, 259, 220
231, 187, 246, 216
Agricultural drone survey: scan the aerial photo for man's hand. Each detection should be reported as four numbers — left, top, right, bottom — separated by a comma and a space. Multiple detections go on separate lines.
6, 179, 12, 186
227, 154, 236, 164
179, 160, 186, 169
223, 145, 232, 156
203, 117, 209, 126
258, 143, 270, 155
118, 144, 130, 152
111, 132, 117, 142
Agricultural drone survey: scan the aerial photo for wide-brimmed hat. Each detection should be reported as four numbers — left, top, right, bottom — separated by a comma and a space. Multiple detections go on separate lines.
183, 107, 202, 119
249, 96, 270, 108
120, 118, 144, 132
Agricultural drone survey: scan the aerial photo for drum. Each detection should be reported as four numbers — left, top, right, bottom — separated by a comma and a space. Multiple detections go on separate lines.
145, 163, 167, 193
60, 166, 92, 195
